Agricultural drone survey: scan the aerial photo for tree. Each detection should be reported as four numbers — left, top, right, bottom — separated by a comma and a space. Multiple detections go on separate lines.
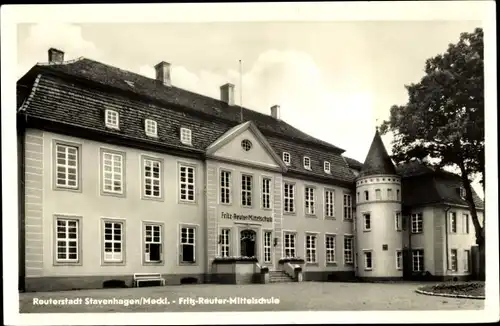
379, 28, 485, 250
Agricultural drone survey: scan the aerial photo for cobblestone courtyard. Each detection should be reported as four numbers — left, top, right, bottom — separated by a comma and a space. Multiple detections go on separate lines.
19, 282, 484, 313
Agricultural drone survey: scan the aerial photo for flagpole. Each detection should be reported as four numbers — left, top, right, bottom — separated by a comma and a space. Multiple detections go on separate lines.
239, 59, 243, 122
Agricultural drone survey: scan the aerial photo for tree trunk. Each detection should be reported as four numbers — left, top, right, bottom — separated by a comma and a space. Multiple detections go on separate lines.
458, 161, 485, 250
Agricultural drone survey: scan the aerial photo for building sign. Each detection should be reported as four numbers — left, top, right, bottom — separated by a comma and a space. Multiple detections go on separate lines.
221, 212, 272, 223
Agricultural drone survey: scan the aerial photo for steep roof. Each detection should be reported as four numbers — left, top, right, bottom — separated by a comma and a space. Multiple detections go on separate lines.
359, 129, 397, 177
343, 156, 363, 170
17, 57, 355, 185
397, 162, 485, 210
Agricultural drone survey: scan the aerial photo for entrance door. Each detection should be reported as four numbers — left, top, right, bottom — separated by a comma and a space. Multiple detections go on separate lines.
240, 230, 256, 258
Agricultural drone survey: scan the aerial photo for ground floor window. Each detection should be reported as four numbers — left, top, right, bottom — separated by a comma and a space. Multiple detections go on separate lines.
144, 223, 162, 263
344, 236, 354, 264
305, 234, 317, 263
325, 234, 336, 263
263, 231, 272, 263
55, 217, 80, 263
103, 220, 123, 262
396, 250, 402, 270
180, 226, 196, 263
450, 249, 458, 271
412, 249, 424, 272
364, 251, 373, 270
464, 250, 470, 272
219, 229, 230, 258
283, 232, 296, 258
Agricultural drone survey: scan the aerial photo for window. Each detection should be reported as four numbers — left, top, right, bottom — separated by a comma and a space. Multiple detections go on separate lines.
464, 250, 470, 272
395, 212, 402, 231
412, 249, 424, 272
55, 143, 79, 190
325, 235, 336, 263
387, 189, 393, 200
343, 194, 352, 220
364, 251, 373, 270
305, 187, 315, 215
283, 232, 296, 258
325, 189, 335, 218
282, 152, 291, 165
344, 236, 354, 264
459, 187, 466, 199
356, 192, 360, 204
463, 214, 470, 234
180, 226, 196, 263
219, 229, 230, 258
305, 234, 317, 263
241, 174, 253, 207
179, 165, 196, 202
101, 151, 124, 195
396, 189, 400, 201
450, 249, 458, 271
263, 231, 272, 263
284, 183, 295, 213
55, 217, 79, 263
363, 213, 371, 231
396, 250, 402, 270
375, 189, 381, 200
303, 156, 311, 170
105, 109, 119, 129
180, 127, 192, 145
103, 221, 123, 262
411, 213, 423, 234
241, 139, 252, 151
144, 224, 162, 263
143, 158, 162, 199
220, 170, 231, 204
364, 191, 369, 201
449, 212, 457, 233
324, 161, 331, 173
262, 177, 271, 209
145, 119, 157, 137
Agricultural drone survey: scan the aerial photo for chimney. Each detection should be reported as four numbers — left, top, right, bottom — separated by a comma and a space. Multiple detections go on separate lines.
154, 61, 171, 87
270, 105, 280, 120
48, 48, 64, 64
220, 83, 235, 106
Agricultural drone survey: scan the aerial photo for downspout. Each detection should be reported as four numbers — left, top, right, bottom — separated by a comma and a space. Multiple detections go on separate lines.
444, 205, 451, 276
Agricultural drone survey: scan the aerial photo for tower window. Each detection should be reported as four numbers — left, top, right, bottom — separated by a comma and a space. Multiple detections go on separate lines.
364, 191, 369, 201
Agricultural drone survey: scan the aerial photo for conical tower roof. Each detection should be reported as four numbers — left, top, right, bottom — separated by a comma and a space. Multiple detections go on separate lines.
359, 128, 396, 177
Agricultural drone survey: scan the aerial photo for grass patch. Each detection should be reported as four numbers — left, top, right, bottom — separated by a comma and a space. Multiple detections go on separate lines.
420, 281, 485, 297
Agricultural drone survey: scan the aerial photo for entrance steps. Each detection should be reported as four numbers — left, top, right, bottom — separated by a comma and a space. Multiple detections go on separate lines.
269, 270, 295, 283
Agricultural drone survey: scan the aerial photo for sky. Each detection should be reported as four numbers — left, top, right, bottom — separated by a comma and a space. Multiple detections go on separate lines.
16, 21, 484, 196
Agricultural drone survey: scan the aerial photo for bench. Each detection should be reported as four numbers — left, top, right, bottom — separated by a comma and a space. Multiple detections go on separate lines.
133, 273, 165, 287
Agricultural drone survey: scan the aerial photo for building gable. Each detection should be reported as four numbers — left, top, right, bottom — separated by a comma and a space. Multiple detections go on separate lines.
206, 121, 287, 172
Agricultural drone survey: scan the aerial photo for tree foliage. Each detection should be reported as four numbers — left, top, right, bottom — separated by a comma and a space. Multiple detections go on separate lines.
380, 28, 485, 246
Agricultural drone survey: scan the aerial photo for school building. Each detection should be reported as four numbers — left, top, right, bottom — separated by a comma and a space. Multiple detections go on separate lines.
17, 48, 485, 291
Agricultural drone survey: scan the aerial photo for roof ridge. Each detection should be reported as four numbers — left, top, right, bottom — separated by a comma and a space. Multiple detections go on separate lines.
37, 56, 85, 66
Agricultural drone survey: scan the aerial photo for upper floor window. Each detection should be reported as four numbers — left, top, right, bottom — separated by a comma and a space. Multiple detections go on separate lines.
241, 139, 252, 151
220, 170, 231, 204
143, 158, 162, 199
463, 214, 470, 234
305, 187, 315, 215
387, 188, 393, 200
449, 212, 457, 233
343, 194, 352, 220
262, 177, 272, 209
325, 189, 335, 218
324, 161, 331, 174
105, 109, 119, 129
179, 164, 196, 202
363, 213, 371, 231
180, 127, 192, 145
101, 151, 124, 195
54, 143, 80, 190
241, 174, 253, 207
303, 156, 311, 170
282, 152, 291, 165
411, 213, 423, 234
395, 212, 402, 231
459, 187, 466, 199
145, 119, 158, 137
375, 189, 381, 200
364, 190, 369, 201
284, 183, 295, 213
396, 189, 400, 201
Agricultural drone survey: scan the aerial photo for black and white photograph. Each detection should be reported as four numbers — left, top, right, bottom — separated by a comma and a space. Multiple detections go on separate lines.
2, 2, 498, 325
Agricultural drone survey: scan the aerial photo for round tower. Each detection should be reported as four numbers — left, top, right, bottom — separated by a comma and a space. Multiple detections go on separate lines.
355, 128, 403, 280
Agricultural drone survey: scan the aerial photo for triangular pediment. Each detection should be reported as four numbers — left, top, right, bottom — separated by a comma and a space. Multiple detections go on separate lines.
206, 121, 287, 172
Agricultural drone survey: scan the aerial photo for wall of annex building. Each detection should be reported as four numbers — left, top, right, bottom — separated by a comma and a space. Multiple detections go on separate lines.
23, 128, 206, 279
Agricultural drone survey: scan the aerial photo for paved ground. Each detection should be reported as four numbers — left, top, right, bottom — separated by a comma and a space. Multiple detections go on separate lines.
19, 282, 484, 313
